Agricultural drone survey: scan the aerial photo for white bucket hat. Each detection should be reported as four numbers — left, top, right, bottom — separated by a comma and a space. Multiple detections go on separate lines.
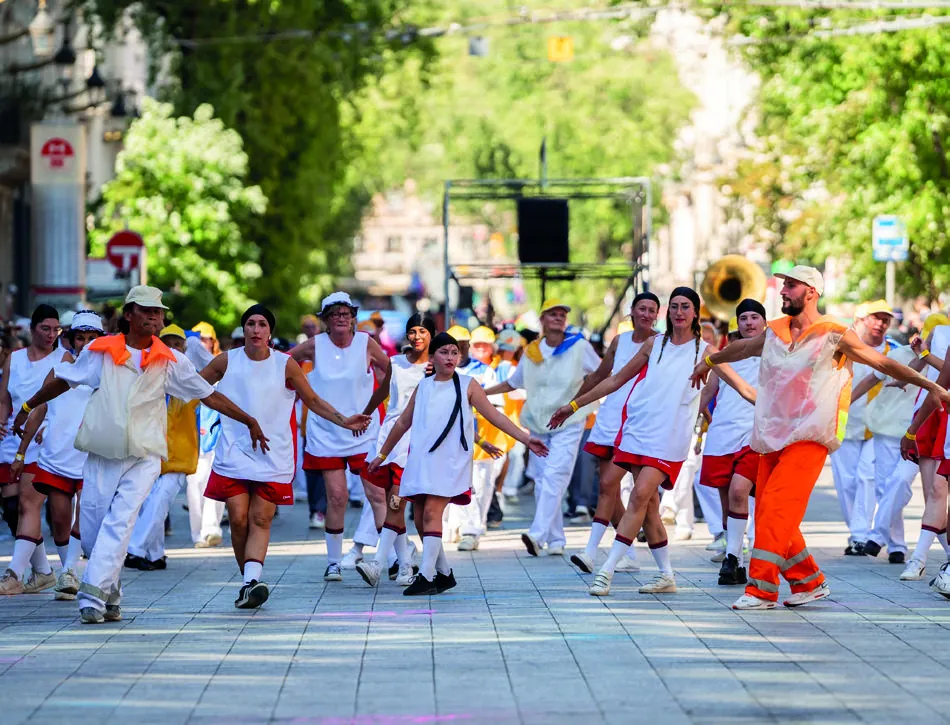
70, 310, 104, 332
319, 291, 358, 317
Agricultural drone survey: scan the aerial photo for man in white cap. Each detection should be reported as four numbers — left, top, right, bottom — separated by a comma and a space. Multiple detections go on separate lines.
692, 266, 950, 610
830, 299, 893, 556
13, 286, 270, 624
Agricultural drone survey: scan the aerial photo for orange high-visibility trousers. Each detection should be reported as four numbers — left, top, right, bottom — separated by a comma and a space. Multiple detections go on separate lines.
746, 441, 828, 602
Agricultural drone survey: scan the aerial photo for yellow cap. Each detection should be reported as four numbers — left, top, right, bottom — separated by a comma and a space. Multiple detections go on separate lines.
728, 316, 738, 332
471, 326, 496, 345
922, 313, 950, 340
447, 325, 471, 341
160, 324, 186, 340
617, 320, 634, 334
191, 321, 217, 339
856, 299, 893, 320
540, 298, 571, 315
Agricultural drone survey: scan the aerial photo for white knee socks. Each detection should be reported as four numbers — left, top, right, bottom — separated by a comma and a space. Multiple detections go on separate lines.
243, 559, 263, 584
420, 534, 442, 579
650, 540, 673, 575
602, 537, 633, 575
326, 530, 344, 565
9, 538, 36, 578
584, 518, 609, 560
727, 513, 749, 566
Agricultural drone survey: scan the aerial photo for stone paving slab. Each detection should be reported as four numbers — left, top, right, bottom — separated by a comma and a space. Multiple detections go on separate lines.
2, 464, 950, 724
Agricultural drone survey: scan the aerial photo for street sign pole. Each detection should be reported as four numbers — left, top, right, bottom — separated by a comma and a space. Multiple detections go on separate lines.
886, 260, 896, 307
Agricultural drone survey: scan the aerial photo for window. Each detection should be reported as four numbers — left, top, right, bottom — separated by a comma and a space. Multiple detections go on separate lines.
386, 235, 402, 253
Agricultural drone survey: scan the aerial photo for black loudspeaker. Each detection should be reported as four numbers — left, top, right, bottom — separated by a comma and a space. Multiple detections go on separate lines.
517, 198, 569, 264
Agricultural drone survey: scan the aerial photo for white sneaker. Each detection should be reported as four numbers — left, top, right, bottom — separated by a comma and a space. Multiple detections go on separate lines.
673, 528, 692, 541
54, 569, 80, 601
309, 512, 326, 529
705, 532, 727, 552
660, 508, 676, 525
356, 560, 382, 587
341, 548, 363, 569
323, 563, 343, 582
194, 532, 222, 549
900, 559, 927, 581
23, 570, 56, 594
710, 550, 727, 563
543, 544, 565, 557
615, 555, 640, 573
568, 506, 592, 525
457, 535, 479, 552
732, 593, 776, 610
783, 583, 831, 608
395, 562, 415, 586
589, 571, 612, 596
930, 562, 950, 599
570, 552, 595, 574
0, 569, 24, 595
638, 573, 676, 594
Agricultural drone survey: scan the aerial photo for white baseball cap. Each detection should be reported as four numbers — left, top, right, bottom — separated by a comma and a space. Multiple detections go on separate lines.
319, 291, 358, 317
71, 310, 104, 332
124, 285, 169, 309
775, 265, 824, 296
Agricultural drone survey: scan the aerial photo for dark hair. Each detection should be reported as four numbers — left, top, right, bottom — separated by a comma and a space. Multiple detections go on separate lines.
406, 312, 437, 338
429, 331, 459, 356
30, 304, 59, 330
657, 287, 702, 364
736, 298, 767, 320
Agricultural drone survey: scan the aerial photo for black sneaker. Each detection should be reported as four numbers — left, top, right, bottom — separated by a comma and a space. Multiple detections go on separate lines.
844, 542, 866, 556
888, 551, 906, 564
149, 557, 167, 570
124, 554, 148, 570
403, 574, 438, 596
718, 554, 748, 586
863, 540, 882, 557
434, 570, 457, 593
636, 529, 648, 543
235, 580, 270, 609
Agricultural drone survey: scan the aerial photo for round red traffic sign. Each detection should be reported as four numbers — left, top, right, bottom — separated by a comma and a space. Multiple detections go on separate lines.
40, 137, 74, 170
106, 230, 144, 272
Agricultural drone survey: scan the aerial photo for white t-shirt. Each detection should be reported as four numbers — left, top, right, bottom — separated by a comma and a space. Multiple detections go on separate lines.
866, 346, 918, 439
507, 338, 600, 390
703, 357, 760, 456
845, 340, 888, 440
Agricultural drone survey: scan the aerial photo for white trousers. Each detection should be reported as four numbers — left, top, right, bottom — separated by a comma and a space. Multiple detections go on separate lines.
867, 435, 916, 554
458, 456, 506, 537
186, 451, 225, 544
528, 424, 585, 549
695, 474, 724, 538
831, 438, 876, 542
128, 472, 185, 562
662, 435, 702, 533
353, 495, 380, 548
78, 453, 161, 612
502, 441, 526, 496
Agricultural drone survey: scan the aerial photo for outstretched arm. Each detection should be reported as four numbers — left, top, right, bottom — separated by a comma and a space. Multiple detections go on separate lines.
366, 391, 417, 474
716, 363, 757, 405
573, 336, 617, 399
690, 333, 765, 389
285, 357, 371, 433
12, 377, 70, 436
290, 337, 315, 363
470, 382, 534, 449
840, 330, 950, 403
850, 373, 881, 404
199, 353, 228, 385
199, 391, 270, 453
698, 372, 720, 420
9, 403, 48, 483
483, 380, 515, 396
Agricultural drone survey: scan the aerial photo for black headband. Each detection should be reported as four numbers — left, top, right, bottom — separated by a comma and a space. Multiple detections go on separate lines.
31, 304, 59, 329
429, 332, 458, 355
406, 313, 437, 338
669, 286, 701, 313
241, 303, 276, 333
632, 292, 660, 309
736, 299, 766, 319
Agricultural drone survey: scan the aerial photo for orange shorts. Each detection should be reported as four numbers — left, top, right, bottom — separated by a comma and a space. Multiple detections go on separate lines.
612, 451, 683, 490
583, 441, 615, 461
204, 471, 294, 506
700, 446, 760, 489
365, 463, 404, 490
303, 452, 368, 474
918, 409, 948, 460
31, 465, 82, 497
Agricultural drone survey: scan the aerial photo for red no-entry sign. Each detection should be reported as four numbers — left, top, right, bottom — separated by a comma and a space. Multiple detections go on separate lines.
106, 231, 144, 272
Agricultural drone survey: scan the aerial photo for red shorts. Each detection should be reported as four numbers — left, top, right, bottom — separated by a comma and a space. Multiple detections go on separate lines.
917, 409, 948, 460
365, 463, 404, 490
612, 451, 684, 490
204, 471, 294, 506
303, 452, 368, 474
699, 446, 760, 488
31, 465, 82, 496
0, 463, 10, 486
583, 441, 615, 461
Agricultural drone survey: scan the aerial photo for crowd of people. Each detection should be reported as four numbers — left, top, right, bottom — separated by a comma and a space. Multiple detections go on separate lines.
3, 267, 950, 624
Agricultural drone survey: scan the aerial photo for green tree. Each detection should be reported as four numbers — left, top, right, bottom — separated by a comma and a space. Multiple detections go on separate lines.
90, 99, 267, 330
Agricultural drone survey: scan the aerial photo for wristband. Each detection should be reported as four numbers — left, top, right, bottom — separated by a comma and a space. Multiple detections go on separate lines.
375, 452, 386, 461
704, 355, 715, 368
14, 453, 24, 462
921, 350, 931, 359
905, 432, 917, 441
569, 400, 579, 413
21, 401, 32, 414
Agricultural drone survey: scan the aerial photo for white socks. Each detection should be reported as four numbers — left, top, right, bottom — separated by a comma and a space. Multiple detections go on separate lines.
394, 533, 411, 566
913, 526, 940, 563
30, 541, 52, 575
243, 560, 263, 584
584, 519, 609, 560
56, 542, 69, 568
9, 538, 36, 578
420, 534, 442, 580
602, 537, 633, 575
939, 530, 950, 558
726, 513, 749, 566
326, 531, 344, 565
64, 535, 82, 571
650, 541, 673, 575
436, 546, 451, 576
375, 527, 399, 565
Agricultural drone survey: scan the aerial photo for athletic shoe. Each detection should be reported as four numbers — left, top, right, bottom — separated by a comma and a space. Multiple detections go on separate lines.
457, 535, 479, 552
615, 556, 640, 573
403, 574, 439, 596
732, 594, 776, 611
636, 529, 647, 543
504, 494, 519, 505
434, 570, 457, 593
844, 542, 866, 556
388, 562, 399, 580
570, 552, 595, 574
783, 583, 830, 608
900, 559, 926, 581
589, 571, 612, 596
309, 512, 326, 530
348, 498, 363, 509
521, 533, 541, 557
54, 569, 80, 601
863, 540, 882, 557
486, 519, 502, 530
569, 506, 592, 525
660, 508, 675, 525
638, 573, 676, 594
124, 554, 149, 570
395, 562, 417, 586
356, 560, 382, 587
80, 607, 105, 624
0, 569, 24, 595
195, 533, 222, 549
149, 557, 167, 571
543, 544, 565, 557
888, 551, 906, 565
705, 532, 727, 552
929, 562, 950, 599
234, 580, 270, 609
710, 550, 727, 563
23, 570, 56, 594
718, 554, 748, 586
673, 528, 692, 541
324, 563, 343, 582
104, 605, 122, 622
341, 548, 363, 569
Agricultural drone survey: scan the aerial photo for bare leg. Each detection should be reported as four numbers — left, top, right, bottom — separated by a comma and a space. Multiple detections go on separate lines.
225, 494, 251, 572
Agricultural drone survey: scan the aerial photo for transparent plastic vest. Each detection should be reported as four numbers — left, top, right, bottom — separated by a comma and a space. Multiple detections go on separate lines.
751, 317, 851, 454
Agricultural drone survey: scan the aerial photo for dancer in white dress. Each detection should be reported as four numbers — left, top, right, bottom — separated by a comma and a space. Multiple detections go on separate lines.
367, 332, 548, 595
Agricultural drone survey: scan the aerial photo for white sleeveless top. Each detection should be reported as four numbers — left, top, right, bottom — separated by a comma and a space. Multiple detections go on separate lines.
618, 336, 707, 463
399, 373, 475, 501
305, 332, 378, 457
1, 347, 60, 465
703, 356, 760, 456
916, 325, 950, 411
38, 351, 93, 477
376, 355, 427, 468
212, 348, 296, 483
588, 332, 650, 446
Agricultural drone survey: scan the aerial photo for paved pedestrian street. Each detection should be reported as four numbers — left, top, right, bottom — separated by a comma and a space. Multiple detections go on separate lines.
3, 465, 950, 725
